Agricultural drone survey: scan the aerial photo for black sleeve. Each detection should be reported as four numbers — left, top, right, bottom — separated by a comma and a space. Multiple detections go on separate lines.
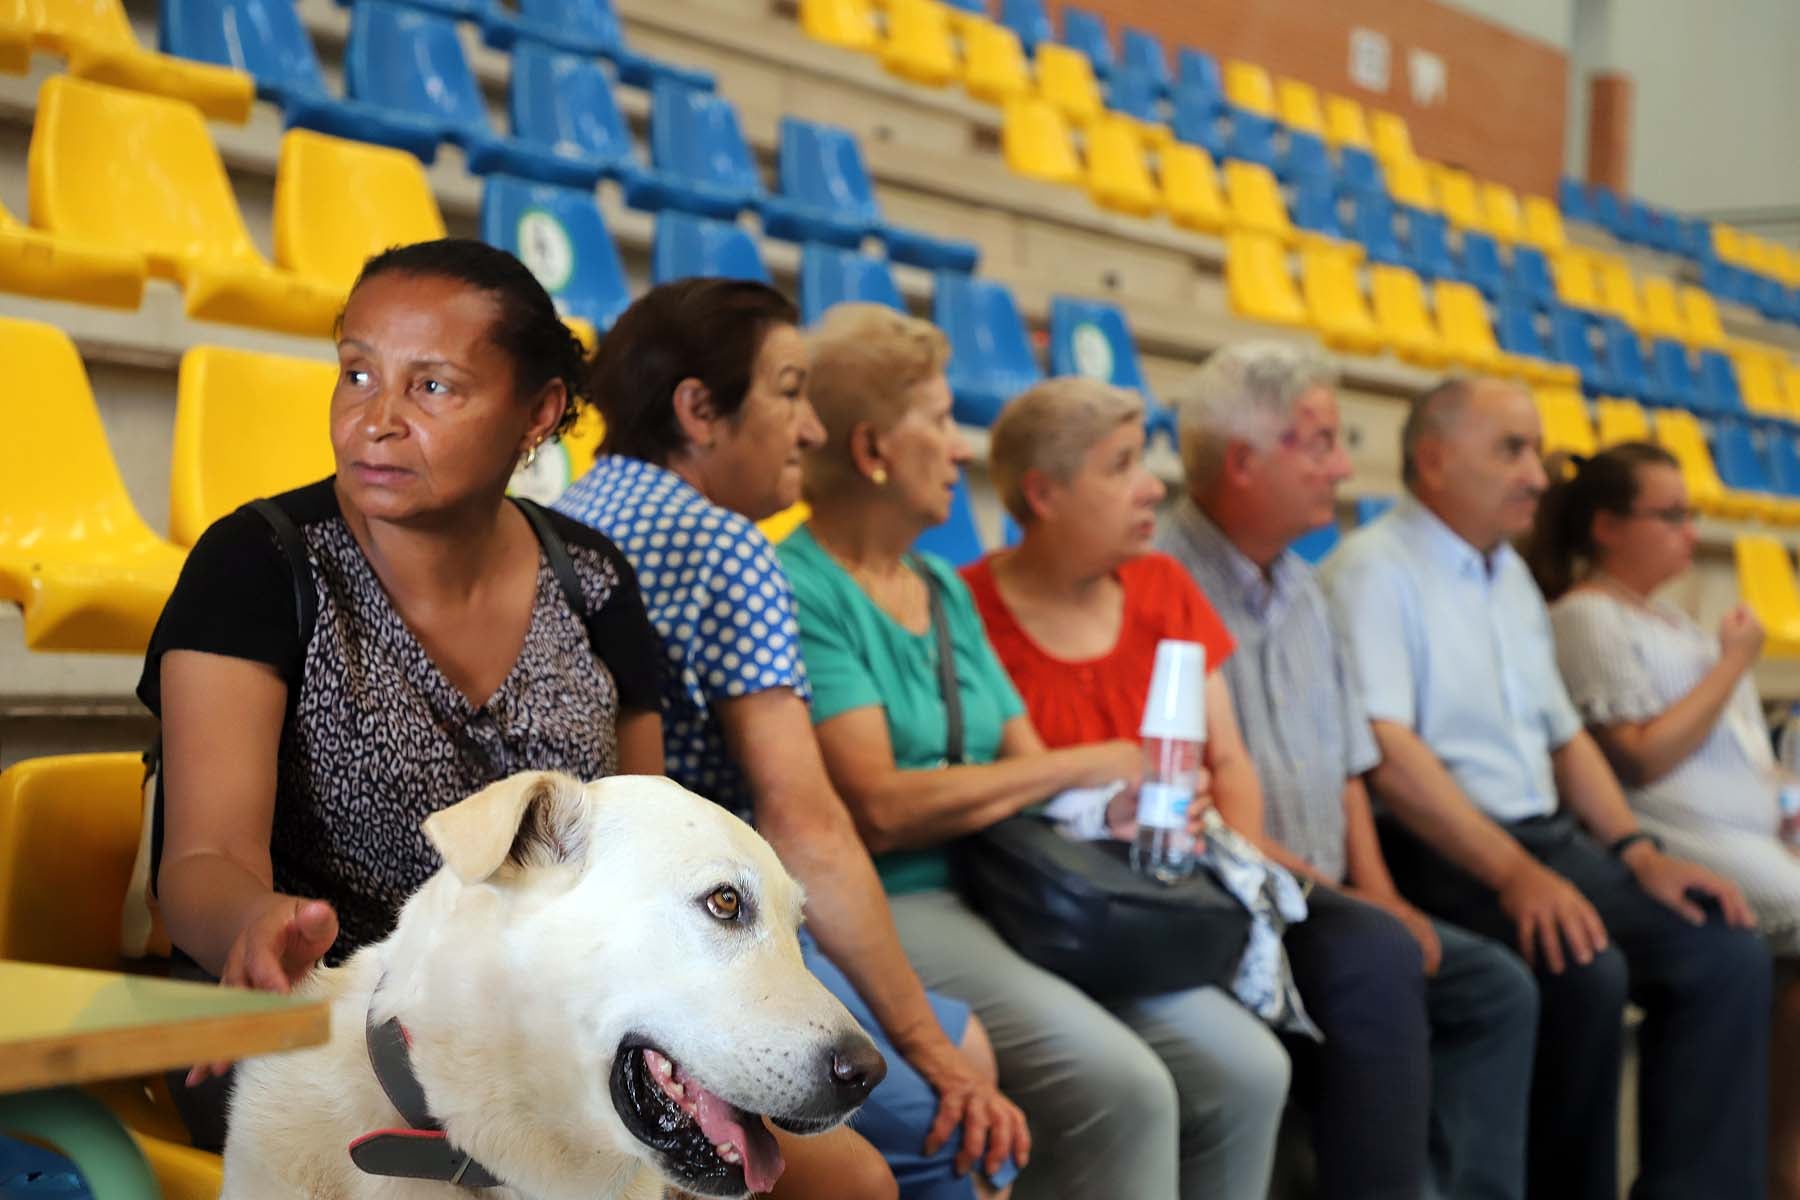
554, 516, 665, 715
135, 508, 306, 717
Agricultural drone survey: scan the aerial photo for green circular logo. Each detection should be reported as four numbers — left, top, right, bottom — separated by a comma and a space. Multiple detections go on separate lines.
517, 208, 575, 293
1071, 322, 1115, 381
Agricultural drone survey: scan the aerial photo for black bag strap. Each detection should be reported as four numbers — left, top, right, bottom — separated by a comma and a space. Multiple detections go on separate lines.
513, 497, 604, 660
911, 555, 964, 767
247, 498, 317, 649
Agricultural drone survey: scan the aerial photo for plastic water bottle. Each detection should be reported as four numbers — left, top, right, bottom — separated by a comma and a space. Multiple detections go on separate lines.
1779, 705, 1800, 848
1132, 640, 1206, 883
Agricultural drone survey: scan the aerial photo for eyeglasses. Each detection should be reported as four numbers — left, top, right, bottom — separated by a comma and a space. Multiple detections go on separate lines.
1629, 505, 1699, 526
1277, 427, 1340, 462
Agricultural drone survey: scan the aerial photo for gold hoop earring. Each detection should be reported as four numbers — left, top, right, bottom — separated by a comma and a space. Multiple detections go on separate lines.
522, 442, 540, 469
871, 466, 889, 486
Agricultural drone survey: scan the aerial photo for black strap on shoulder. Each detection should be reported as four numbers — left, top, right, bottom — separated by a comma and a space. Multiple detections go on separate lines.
247, 497, 317, 649
910, 555, 964, 766
512, 498, 588, 630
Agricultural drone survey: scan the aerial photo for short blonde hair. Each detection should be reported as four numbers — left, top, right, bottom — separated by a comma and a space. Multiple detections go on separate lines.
803, 304, 950, 500
1173, 341, 1337, 488
990, 376, 1144, 525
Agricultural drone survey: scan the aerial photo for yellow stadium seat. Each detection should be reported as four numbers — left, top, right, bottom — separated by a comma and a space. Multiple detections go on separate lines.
1594, 256, 1644, 328
168, 346, 337, 547
1223, 160, 1294, 243
1223, 60, 1274, 115
1322, 94, 1371, 148
1534, 386, 1597, 459
1735, 536, 1800, 657
757, 502, 812, 544
1783, 365, 1800, 422
1085, 114, 1160, 217
1275, 78, 1323, 133
30, 78, 341, 336
1678, 285, 1728, 349
1299, 242, 1380, 354
273, 129, 446, 292
1520, 195, 1566, 253
32, 0, 252, 123
2, 0, 31, 72
1431, 280, 1505, 372
1480, 181, 1523, 243
1033, 42, 1103, 126
1652, 409, 1744, 520
1225, 231, 1305, 329
133, 1131, 224, 1200
1551, 250, 1600, 311
1001, 95, 1079, 185
1370, 109, 1414, 163
0, 192, 146, 308
1594, 397, 1650, 447
1385, 156, 1435, 212
1160, 142, 1227, 235
1369, 264, 1447, 366
562, 404, 605, 481
879, 0, 956, 87
0, 317, 186, 652
1734, 349, 1788, 422
1713, 223, 1745, 265
960, 17, 1029, 106
1639, 277, 1687, 342
1432, 165, 1484, 231
800, 0, 877, 51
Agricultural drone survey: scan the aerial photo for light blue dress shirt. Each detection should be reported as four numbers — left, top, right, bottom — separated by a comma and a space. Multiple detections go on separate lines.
1320, 494, 1583, 823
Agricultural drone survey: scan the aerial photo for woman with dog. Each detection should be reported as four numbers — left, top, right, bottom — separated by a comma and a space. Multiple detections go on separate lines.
554, 279, 1029, 1200
141, 241, 670, 1149
776, 304, 1292, 1200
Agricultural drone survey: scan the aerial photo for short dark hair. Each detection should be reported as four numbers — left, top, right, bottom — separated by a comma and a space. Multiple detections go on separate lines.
589, 278, 799, 463
346, 238, 591, 439
1400, 377, 1476, 486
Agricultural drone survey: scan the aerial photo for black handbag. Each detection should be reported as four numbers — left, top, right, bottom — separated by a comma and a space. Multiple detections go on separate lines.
913, 561, 1252, 1000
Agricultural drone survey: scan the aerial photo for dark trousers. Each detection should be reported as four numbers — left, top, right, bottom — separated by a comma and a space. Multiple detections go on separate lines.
1382, 812, 1772, 1200
1283, 887, 1433, 1200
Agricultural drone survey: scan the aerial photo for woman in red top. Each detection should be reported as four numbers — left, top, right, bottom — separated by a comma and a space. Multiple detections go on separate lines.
965, 376, 1438, 1200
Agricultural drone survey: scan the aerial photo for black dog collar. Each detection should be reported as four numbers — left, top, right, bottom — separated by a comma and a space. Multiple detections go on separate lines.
349, 1006, 501, 1189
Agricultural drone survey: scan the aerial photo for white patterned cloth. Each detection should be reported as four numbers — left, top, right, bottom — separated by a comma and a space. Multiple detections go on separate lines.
1197, 809, 1323, 1040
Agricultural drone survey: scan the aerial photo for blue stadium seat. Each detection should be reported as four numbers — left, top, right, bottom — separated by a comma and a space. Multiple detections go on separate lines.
798, 243, 904, 326
1509, 245, 1555, 309
508, 45, 644, 188
762, 119, 979, 272
1223, 106, 1278, 169
1650, 339, 1704, 413
1347, 191, 1406, 266
1589, 186, 1627, 240
1677, 218, 1710, 262
1355, 496, 1395, 524
481, 176, 632, 331
1171, 85, 1226, 156
999, 0, 1052, 55
624, 79, 764, 219
333, 0, 474, 21
935, 271, 1042, 427
1336, 146, 1383, 199
1107, 69, 1166, 130
1458, 231, 1506, 301
1599, 317, 1667, 406
1047, 296, 1175, 446
1289, 521, 1340, 564
1550, 306, 1617, 397
1714, 419, 1777, 497
940, 0, 987, 12
1120, 27, 1170, 96
1276, 129, 1332, 186
651, 212, 770, 284
1698, 351, 1746, 417
1769, 428, 1800, 499
1753, 275, 1791, 323
477, 0, 712, 90
1060, 7, 1113, 79
1620, 198, 1658, 247
342, 2, 595, 185
1290, 173, 1344, 240
1403, 209, 1456, 281
1558, 176, 1594, 224
1177, 48, 1223, 100
914, 474, 985, 568
161, 0, 441, 159
1495, 294, 1553, 363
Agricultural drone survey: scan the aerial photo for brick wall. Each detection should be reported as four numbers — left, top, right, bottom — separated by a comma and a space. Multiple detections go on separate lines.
1052, 0, 1568, 199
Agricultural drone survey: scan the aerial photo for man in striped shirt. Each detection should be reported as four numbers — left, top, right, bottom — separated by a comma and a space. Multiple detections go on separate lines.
1156, 343, 1537, 1200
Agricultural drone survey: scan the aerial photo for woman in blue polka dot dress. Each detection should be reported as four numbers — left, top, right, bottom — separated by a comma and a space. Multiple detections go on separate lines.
556, 279, 1026, 1200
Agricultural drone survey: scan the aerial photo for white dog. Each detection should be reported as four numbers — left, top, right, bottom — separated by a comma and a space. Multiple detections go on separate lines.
221, 771, 886, 1200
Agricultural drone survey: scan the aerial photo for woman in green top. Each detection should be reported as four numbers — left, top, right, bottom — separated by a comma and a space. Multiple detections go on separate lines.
778, 305, 1291, 1200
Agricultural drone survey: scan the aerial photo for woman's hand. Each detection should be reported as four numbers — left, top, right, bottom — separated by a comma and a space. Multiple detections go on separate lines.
187, 896, 338, 1086
1719, 605, 1765, 670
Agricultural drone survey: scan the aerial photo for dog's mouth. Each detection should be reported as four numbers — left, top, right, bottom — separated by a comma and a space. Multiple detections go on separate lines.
610, 1042, 786, 1196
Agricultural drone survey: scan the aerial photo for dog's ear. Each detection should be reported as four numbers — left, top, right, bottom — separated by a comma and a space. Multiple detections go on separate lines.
423, 771, 587, 884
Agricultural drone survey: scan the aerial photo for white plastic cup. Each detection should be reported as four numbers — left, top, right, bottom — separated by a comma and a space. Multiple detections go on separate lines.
1139, 639, 1207, 742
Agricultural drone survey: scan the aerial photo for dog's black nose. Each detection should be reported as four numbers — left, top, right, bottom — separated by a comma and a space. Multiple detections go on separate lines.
827, 1035, 887, 1098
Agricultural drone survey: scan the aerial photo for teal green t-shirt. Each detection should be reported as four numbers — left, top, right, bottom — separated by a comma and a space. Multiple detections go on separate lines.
778, 526, 1025, 894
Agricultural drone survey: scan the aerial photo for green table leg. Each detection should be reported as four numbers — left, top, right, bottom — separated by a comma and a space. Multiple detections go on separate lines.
0, 1086, 159, 1199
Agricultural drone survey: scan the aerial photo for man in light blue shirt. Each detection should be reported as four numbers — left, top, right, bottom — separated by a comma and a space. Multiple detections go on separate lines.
1323, 376, 1770, 1200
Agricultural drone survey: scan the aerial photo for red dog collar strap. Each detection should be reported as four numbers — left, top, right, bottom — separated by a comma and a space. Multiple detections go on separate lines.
350, 1007, 501, 1190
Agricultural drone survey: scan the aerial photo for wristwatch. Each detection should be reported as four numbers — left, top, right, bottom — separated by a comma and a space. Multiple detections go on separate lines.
1608, 831, 1663, 859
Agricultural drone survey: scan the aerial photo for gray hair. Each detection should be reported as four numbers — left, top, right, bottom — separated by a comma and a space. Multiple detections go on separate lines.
990, 377, 1145, 525
1400, 377, 1476, 487
1173, 341, 1338, 488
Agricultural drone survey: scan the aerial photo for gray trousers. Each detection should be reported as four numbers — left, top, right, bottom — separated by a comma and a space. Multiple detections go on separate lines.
889, 888, 1290, 1200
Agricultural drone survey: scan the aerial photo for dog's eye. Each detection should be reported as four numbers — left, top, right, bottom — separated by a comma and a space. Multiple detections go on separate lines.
705, 886, 743, 922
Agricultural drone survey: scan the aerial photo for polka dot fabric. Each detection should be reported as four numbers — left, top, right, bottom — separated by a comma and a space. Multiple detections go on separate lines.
556, 456, 808, 819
